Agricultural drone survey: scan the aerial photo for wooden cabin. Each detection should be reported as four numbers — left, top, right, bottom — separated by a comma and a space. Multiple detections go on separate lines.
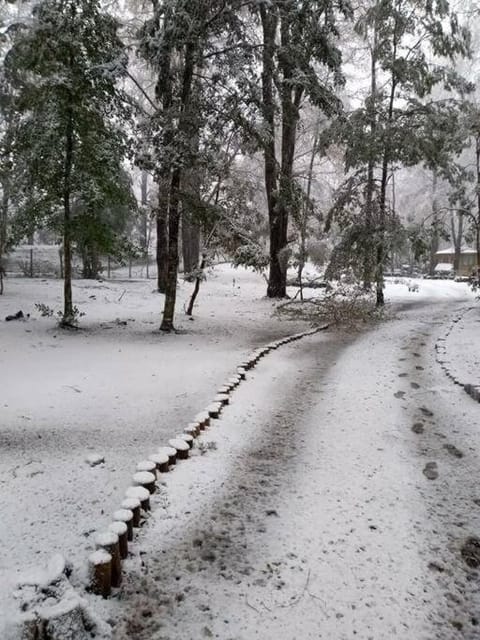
434, 246, 478, 277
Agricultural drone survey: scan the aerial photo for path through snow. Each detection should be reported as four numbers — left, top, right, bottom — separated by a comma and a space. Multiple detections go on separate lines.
108, 299, 480, 640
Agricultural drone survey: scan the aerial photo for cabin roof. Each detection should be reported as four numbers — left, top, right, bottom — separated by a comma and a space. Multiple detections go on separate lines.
435, 246, 476, 255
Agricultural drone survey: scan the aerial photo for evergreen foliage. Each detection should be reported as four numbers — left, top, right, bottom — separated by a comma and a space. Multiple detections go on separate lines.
324, 0, 472, 304
4, 0, 134, 322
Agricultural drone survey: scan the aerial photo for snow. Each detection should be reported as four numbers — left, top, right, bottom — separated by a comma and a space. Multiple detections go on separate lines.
135, 460, 156, 473
178, 433, 194, 446
195, 410, 211, 422
184, 424, 199, 436
120, 497, 140, 511
95, 531, 118, 548
112, 509, 132, 523
1, 263, 479, 637
124, 486, 150, 501
207, 401, 223, 416
108, 521, 127, 536
437, 304, 480, 387
106, 281, 480, 640
157, 445, 177, 459
18, 553, 67, 589
88, 550, 111, 567
436, 246, 476, 255
435, 262, 454, 272
147, 452, 169, 465
132, 471, 156, 485
168, 438, 190, 451
85, 453, 105, 467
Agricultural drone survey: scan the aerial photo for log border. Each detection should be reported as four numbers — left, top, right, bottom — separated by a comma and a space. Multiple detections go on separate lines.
86, 323, 329, 596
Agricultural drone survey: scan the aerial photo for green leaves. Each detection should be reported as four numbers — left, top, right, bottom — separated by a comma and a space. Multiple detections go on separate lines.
4, 0, 133, 248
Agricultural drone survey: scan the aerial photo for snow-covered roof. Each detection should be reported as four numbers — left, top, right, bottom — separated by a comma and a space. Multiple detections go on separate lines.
434, 262, 454, 272
435, 246, 476, 255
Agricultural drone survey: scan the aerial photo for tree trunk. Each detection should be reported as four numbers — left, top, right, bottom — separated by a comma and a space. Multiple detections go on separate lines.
160, 40, 196, 332
181, 129, 201, 279
297, 122, 319, 300
62, 110, 74, 325
155, 179, 169, 293
160, 169, 181, 332
451, 213, 463, 274
363, 23, 378, 290
273, 11, 303, 299
429, 172, 439, 276
140, 170, 149, 253
153, 2, 174, 294
182, 217, 200, 279
186, 252, 206, 316
260, 7, 282, 298
476, 135, 480, 284
376, 11, 398, 307
0, 173, 9, 296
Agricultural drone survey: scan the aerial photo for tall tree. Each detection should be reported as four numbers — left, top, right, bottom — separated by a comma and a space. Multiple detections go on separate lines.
255, 0, 349, 298
138, 0, 252, 331
327, 0, 471, 304
5, 0, 132, 324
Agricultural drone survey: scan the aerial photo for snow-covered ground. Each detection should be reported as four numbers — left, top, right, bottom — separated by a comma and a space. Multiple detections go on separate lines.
0, 265, 309, 633
109, 294, 480, 640
0, 267, 478, 638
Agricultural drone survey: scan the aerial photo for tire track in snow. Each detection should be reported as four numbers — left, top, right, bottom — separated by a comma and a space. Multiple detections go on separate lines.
109, 303, 480, 640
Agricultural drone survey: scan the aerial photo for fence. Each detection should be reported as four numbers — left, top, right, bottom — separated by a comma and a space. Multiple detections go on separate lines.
4, 245, 156, 280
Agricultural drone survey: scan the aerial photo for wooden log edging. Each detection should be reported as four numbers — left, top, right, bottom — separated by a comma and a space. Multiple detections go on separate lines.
86, 323, 329, 597
434, 306, 480, 402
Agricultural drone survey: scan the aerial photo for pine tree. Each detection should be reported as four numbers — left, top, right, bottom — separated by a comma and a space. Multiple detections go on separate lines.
4, 0, 133, 324
326, 0, 471, 305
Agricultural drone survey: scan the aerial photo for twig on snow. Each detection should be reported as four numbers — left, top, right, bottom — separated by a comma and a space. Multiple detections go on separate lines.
245, 597, 261, 614
275, 569, 311, 608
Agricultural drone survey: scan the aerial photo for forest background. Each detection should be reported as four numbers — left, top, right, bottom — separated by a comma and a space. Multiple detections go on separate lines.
0, 0, 479, 327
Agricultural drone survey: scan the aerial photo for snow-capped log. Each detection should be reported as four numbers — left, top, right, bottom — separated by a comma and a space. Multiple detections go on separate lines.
158, 445, 177, 465
89, 549, 112, 597
113, 508, 134, 541
177, 433, 194, 448
85, 453, 105, 467
109, 521, 128, 559
214, 393, 229, 406
132, 471, 156, 494
95, 530, 121, 588
237, 367, 246, 379
184, 423, 199, 437
136, 459, 157, 479
125, 485, 151, 511
195, 412, 210, 429
148, 452, 170, 473
121, 497, 142, 527
207, 401, 222, 419
470, 386, 480, 401
217, 384, 231, 395
228, 375, 241, 387
168, 438, 190, 460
